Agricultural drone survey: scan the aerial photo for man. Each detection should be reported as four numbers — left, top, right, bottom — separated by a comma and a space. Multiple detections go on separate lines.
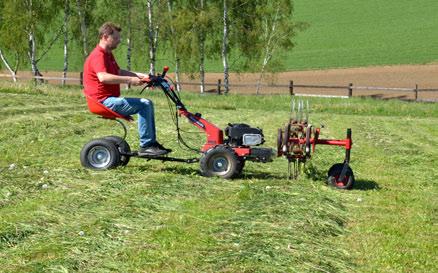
83, 22, 170, 156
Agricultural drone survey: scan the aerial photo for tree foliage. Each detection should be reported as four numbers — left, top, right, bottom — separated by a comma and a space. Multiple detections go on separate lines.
0, 0, 305, 86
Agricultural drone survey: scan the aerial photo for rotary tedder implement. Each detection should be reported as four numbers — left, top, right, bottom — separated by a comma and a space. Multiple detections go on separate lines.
277, 98, 355, 189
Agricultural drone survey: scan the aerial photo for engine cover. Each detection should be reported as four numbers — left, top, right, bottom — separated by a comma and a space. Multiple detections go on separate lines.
225, 123, 264, 147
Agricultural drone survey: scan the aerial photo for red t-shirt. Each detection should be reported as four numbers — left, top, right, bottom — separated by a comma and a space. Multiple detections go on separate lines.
83, 45, 120, 102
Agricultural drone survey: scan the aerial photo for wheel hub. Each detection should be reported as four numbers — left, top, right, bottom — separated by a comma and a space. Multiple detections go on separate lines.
212, 156, 229, 174
88, 146, 111, 168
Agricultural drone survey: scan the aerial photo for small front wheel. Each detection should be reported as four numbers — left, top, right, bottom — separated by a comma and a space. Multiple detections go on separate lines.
80, 139, 121, 170
200, 146, 239, 179
327, 163, 355, 189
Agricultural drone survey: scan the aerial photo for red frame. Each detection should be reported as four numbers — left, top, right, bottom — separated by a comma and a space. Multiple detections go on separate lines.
283, 127, 352, 161
177, 108, 251, 156
287, 128, 352, 150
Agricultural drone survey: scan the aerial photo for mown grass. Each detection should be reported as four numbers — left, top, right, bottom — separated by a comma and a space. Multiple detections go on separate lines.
0, 82, 437, 272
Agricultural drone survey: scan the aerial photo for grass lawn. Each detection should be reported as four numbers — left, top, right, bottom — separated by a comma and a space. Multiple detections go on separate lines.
0, 82, 437, 272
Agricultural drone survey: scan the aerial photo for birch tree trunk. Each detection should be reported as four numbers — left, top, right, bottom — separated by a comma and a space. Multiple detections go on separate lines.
126, 0, 132, 72
62, 0, 70, 86
255, 6, 279, 95
28, 31, 44, 83
199, 0, 205, 94
167, 0, 181, 91
126, 0, 132, 89
222, 0, 229, 94
0, 49, 17, 82
147, 0, 156, 74
76, 0, 88, 58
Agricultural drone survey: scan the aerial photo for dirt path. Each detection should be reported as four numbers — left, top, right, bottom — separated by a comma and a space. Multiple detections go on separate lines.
2, 64, 437, 100
198, 64, 438, 100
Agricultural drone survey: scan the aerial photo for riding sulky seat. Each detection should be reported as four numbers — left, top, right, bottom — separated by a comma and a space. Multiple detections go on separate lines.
85, 96, 133, 122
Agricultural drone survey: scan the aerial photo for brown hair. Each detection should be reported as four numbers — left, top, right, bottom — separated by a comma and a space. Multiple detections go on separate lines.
98, 22, 122, 39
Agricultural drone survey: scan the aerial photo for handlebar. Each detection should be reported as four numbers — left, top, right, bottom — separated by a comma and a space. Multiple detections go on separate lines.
162, 66, 169, 78
140, 66, 185, 110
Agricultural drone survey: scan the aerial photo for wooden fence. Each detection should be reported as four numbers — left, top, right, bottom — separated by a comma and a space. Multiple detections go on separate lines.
178, 80, 438, 101
1, 73, 437, 102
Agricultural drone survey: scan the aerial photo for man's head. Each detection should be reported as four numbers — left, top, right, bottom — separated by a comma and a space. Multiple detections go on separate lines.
98, 22, 121, 51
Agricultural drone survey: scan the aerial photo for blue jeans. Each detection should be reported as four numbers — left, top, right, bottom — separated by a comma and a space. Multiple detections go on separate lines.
102, 97, 156, 147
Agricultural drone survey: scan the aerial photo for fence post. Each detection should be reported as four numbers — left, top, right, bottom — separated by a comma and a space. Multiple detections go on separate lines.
79, 72, 83, 87
289, 80, 294, 96
217, 79, 222, 95
415, 84, 418, 101
348, 83, 353, 97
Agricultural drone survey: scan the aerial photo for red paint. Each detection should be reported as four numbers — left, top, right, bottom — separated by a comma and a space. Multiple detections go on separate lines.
85, 96, 133, 121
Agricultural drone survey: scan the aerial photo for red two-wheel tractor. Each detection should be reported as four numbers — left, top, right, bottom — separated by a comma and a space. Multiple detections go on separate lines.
80, 66, 273, 179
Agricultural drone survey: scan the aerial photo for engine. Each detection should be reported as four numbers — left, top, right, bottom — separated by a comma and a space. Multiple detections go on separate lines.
224, 123, 265, 147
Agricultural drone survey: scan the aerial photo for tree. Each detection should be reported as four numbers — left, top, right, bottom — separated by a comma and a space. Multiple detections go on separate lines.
164, 0, 182, 91
0, 0, 64, 83
253, 0, 306, 94
0, 48, 18, 82
0, 0, 21, 82
222, 0, 230, 93
93, 0, 143, 87
171, 0, 219, 93
70, 0, 97, 61
62, 0, 71, 86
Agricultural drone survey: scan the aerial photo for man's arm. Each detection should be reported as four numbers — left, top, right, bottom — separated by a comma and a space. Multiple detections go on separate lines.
96, 72, 142, 85
120, 69, 148, 78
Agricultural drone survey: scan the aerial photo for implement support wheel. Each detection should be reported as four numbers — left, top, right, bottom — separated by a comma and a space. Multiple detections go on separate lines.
327, 163, 355, 190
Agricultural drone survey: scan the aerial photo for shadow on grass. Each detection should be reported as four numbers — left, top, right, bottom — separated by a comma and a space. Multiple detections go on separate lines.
353, 179, 380, 191
161, 165, 199, 176
239, 170, 286, 180
305, 164, 380, 191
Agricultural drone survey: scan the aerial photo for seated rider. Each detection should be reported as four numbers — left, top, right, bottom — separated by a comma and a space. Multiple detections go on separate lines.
83, 22, 170, 156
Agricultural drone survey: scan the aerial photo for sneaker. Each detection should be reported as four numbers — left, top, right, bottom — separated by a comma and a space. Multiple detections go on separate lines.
138, 144, 169, 157
155, 142, 172, 153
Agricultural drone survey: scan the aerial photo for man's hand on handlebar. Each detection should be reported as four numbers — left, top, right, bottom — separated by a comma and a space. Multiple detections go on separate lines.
128, 76, 144, 86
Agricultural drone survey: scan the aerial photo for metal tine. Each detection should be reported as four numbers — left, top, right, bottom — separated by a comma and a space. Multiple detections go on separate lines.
295, 98, 299, 122
290, 98, 296, 121
297, 99, 300, 122
298, 99, 303, 122
306, 100, 309, 122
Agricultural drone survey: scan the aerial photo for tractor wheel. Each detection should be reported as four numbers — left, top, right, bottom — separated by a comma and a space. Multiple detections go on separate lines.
104, 136, 131, 166
200, 146, 239, 179
80, 138, 121, 170
327, 163, 355, 190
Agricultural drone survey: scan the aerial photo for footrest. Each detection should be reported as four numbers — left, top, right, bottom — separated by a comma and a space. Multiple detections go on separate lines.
133, 152, 199, 163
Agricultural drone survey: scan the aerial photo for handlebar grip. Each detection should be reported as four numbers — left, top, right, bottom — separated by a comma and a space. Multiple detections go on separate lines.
162, 66, 169, 78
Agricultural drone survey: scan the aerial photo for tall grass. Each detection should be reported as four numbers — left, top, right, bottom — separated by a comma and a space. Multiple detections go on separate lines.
0, 82, 437, 272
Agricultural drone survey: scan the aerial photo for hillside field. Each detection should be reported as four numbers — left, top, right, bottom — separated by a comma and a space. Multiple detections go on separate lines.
31, 0, 438, 72
0, 82, 437, 272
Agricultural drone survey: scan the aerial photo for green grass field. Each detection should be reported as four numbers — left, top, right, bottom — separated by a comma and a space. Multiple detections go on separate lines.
0, 82, 437, 272
34, 0, 438, 72
286, 0, 438, 70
